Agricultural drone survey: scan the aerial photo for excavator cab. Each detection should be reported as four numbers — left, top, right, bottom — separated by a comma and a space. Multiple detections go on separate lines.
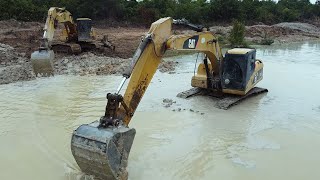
76, 18, 93, 42
222, 48, 263, 95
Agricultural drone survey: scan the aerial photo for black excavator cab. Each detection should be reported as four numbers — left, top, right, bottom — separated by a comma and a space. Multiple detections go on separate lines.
77, 18, 92, 42
222, 49, 257, 91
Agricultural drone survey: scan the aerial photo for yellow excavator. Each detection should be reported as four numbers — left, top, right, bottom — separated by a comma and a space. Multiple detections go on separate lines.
31, 7, 114, 76
71, 17, 267, 180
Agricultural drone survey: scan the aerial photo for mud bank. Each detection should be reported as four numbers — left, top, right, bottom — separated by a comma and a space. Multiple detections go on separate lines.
0, 43, 178, 85
210, 22, 320, 44
1, 20, 319, 84
1, 19, 319, 57
0, 43, 35, 84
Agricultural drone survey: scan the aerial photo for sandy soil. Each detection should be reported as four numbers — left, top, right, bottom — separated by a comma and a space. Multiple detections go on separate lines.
210, 22, 320, 44
0, 19, 319, 85
0, 43, 177, 84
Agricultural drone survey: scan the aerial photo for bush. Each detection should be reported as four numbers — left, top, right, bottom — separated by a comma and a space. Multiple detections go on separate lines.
228, 20, 248, 47
260, 32, 274, 45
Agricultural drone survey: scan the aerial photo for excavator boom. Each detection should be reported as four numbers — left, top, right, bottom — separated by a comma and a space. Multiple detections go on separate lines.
71, 17, 173, 180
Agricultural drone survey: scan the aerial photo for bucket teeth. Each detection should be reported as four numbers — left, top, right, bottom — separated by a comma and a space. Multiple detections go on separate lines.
71, 121, 136, 180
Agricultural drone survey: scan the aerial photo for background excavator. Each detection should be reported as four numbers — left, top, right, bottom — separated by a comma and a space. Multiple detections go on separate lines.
31, 7, 115, 76
70, 17, 267, 180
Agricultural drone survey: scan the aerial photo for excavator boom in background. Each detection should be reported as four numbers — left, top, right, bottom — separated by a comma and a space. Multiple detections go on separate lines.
31, 7, 114, 76
71, 17, 268, 180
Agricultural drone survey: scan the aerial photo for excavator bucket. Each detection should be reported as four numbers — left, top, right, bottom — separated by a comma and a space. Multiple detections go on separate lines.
71, 121, 136, 180
31, 50, 54, 76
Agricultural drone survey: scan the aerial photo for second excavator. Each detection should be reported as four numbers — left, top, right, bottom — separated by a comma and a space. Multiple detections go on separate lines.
31, 7, 114, 76
71, 17, 267, 180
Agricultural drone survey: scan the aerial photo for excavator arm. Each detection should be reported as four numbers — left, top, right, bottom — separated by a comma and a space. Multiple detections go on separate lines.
116, 18, 173, 125
116, 17, 223, 126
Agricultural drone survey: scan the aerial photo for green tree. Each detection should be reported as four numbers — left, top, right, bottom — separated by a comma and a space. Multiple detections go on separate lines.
228, 20, 247, 47
1, 0, 320, 24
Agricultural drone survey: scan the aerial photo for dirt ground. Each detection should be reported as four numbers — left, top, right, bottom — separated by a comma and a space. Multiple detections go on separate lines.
0, 19, 320, 85
210, 22, 320, 44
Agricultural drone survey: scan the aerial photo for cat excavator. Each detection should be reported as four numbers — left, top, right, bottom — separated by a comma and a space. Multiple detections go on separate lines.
71, 17, 267, 180
31, 7, 114, 76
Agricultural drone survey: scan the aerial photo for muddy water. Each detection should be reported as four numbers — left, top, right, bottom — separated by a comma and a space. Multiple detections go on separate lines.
1, 41, 320, 180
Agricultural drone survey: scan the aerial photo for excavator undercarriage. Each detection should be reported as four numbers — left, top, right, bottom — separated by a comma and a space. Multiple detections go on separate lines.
177, 87, 268, 109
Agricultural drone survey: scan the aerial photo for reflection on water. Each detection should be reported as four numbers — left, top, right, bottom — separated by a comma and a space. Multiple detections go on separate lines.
0, 41, 320, 180
256, 41, 320, 65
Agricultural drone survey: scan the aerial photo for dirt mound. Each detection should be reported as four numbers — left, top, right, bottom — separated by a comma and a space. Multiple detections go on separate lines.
0, 43, 35, 84
246, 22, 320, 44
54, 52, 178, 76
210, 26, 232, 36
0, 64, 34, 84
54, 53, 130, 76
210, 22, 320, 44
0, 19, 42, 30
0, 43, 28, 65
246, 25, 294, 37
95, 27, 146, 59
159, 61, 178, 73
0, 20, 42, 56
274, 22, 320, 34
0, 40, 178, 85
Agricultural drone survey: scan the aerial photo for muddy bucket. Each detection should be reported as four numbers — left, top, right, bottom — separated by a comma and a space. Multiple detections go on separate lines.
30, 50, 54, 76
71, 121, 136, 180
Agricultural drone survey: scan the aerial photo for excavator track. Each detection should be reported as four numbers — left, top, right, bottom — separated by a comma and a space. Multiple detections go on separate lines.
177, 87, 268, 109
71, 121, 136, 180
51, 43, 82, 54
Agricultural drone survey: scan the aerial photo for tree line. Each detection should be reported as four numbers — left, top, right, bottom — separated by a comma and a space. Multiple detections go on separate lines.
0, 0, 320, 25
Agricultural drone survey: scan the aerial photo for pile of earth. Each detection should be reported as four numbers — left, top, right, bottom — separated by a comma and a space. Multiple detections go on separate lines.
54, 53, 178, 75
0, 20, 43, 56
0, 43, 35, 84
0, 43, 178, 85
210, 22, 320, 44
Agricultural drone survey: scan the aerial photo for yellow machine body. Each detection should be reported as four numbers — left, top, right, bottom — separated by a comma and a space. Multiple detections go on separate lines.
71, 17, 266, 180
